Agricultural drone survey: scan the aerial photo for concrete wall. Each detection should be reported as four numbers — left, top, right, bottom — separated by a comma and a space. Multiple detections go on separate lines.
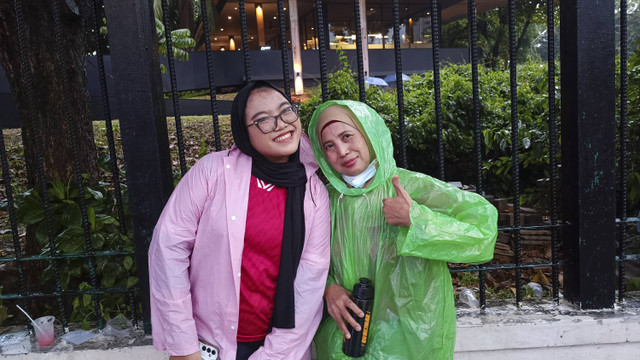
454, 303, 640, 359
3, 300, 639, 360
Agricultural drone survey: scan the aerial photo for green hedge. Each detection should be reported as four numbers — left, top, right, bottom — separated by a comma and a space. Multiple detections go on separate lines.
299, 50, 640, 213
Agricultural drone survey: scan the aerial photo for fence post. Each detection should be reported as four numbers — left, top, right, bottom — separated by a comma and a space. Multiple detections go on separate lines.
102, 0, 174, 332
560, 0, 616, 308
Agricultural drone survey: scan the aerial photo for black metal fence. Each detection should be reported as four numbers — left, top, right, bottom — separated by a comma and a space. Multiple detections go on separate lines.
0, 0, 638, 336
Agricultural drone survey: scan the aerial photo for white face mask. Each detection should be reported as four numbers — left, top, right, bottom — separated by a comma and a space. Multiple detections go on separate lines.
341, 160, 377, 188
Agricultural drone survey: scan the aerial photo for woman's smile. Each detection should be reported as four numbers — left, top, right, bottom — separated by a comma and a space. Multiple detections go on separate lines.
342, 157, 357, 168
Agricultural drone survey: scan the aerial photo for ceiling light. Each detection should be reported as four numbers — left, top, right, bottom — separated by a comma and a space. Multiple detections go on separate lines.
228, 16, 232, 20
220, 28, 224, 31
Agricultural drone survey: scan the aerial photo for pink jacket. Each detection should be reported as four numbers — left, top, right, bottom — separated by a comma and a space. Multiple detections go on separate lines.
149, 135, 330, 359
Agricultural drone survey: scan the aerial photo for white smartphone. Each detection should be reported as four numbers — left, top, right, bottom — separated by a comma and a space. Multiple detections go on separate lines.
199, 341, 219, 360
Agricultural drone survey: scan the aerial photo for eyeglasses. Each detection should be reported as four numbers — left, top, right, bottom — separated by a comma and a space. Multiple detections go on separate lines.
246, 105, 299, 134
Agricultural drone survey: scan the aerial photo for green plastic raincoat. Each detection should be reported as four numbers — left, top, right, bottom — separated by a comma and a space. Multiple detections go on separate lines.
308, 100, 498, 359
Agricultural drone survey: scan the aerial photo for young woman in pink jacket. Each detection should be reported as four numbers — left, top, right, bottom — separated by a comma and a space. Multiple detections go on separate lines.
148, 81, 331, 360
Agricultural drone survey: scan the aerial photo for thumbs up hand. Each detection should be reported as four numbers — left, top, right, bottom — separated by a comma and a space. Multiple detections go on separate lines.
382, 175, 412, 227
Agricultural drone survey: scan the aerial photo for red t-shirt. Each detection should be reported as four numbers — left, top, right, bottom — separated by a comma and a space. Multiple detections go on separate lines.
237, 175, 287, 342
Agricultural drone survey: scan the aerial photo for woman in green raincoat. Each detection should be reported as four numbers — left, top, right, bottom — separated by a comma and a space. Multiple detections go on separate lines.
308, 100, 498, 359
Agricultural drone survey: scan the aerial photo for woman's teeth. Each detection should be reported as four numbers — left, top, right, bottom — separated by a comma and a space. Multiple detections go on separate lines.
274, 132, 292, 142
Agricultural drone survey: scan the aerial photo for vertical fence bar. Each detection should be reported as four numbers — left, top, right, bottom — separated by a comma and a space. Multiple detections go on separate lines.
89, 0, 127, 236
315, 0, 328, 102
507, 0, 522, 305
51, 0, 103, 328
467, 0, 486, 307
468, 0, 481, 195
392, 0, 407, 169
547, 0, 560, 305
89, 0, 138, 327
431, 0, 444, 181
103, 0, 175, 332
13, 0, 68, 329
277, 0, 291, 101
353, 0, 366, 103
560, 0, 616, 308
199, 0, 222, 151
238, 0, 252, 84
160, 0, 187, 176
618, 0, 628, 303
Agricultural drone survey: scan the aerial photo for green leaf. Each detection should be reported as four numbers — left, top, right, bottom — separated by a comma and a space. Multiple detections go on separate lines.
16, 195, 45, 225
36, 220, 51, 246
88, 207, 96, 230
82, 318, 90, 330
83, 294, 92, 307
171, 29, 191, 38
62, 203, 82, 227
86, 187, 104, 200
95, 214, 119, 230
50, 177, 66, 200
91, 232, 106, 249
123, 256, 133, 271
126, 276, 139, 289
198, 138, 207, 159
103, 272, 116, 288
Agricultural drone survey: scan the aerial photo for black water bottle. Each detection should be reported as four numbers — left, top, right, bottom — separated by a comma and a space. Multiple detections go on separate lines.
342, 278, 374, 358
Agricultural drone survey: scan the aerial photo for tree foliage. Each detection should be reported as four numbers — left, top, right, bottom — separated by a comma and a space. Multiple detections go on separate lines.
442, 0, 556, 68
156, 18, 196, 73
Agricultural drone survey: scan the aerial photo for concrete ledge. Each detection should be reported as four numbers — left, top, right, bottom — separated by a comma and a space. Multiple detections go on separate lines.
2, 294, 639, 359
1, 346, 167, 360
454, 294, 640, 360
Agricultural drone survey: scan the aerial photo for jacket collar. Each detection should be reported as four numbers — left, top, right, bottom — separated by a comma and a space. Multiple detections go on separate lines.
227, 133, 319, 181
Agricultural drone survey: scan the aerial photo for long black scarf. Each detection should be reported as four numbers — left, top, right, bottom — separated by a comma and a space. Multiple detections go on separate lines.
230, 81, 306, 329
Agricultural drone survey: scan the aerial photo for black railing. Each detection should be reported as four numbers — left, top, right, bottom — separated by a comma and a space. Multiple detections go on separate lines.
0, 0, 638, 336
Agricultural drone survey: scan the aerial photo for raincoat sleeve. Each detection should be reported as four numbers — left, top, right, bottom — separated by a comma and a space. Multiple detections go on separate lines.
148, 157, 214, 356
325, 268, 337, 291
250, 177, 331, 360
395, 170, 498, 264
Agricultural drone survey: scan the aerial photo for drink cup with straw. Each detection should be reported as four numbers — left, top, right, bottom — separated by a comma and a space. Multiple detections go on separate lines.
16, 305, 55, 346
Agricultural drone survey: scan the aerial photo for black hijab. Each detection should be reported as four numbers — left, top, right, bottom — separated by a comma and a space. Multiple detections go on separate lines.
230, 81, 306, 329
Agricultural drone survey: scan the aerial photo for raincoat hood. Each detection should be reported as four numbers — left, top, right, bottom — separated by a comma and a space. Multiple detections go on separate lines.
309, 100, 395, 196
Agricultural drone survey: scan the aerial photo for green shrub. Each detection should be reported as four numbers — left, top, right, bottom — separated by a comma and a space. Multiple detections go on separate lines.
300, 58, 563, 210
13, 173, 136, 327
